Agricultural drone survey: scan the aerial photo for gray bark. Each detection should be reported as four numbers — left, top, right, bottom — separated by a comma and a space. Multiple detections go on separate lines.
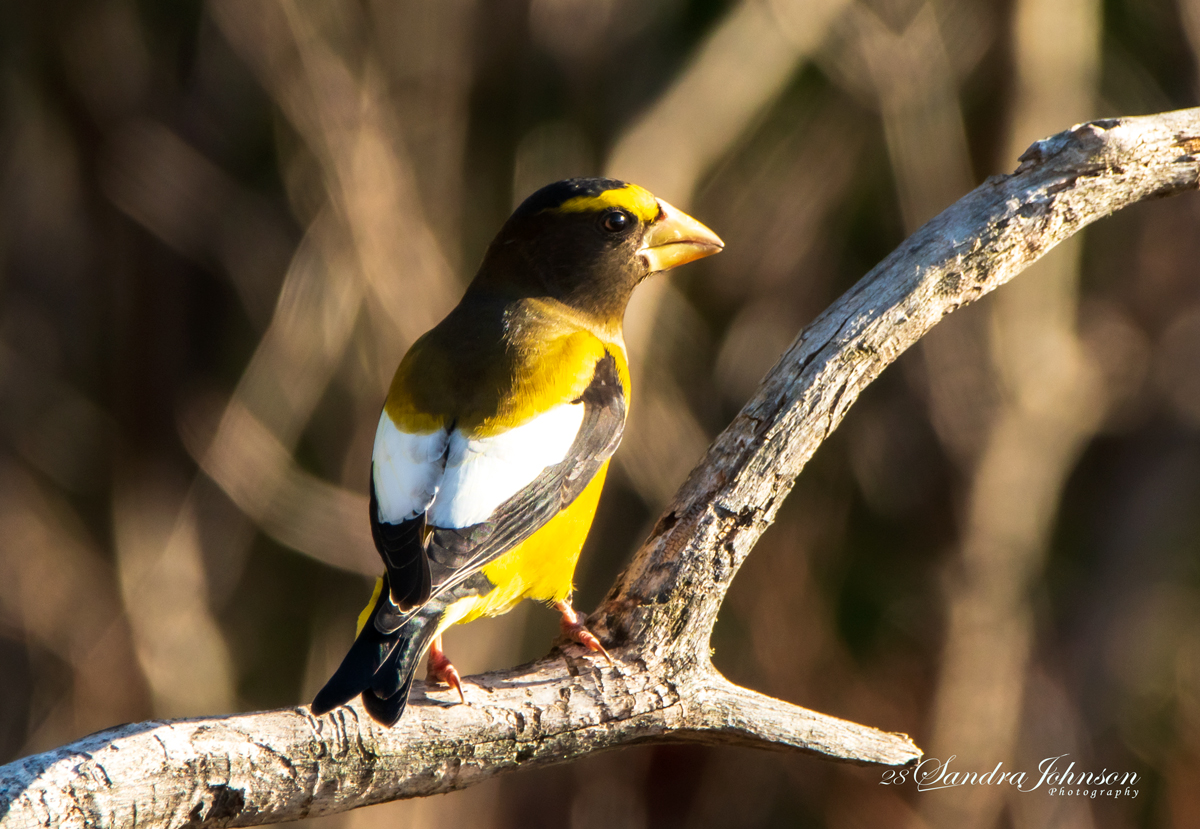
3, 108, 1199, 829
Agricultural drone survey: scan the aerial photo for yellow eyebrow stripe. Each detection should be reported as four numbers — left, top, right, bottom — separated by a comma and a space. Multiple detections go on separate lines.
554, 183, 661, 223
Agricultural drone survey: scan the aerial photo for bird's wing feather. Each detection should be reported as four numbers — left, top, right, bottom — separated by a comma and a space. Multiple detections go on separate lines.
428, 401, 586, 529
369, 424, 449, 608
369, 350, 625, 631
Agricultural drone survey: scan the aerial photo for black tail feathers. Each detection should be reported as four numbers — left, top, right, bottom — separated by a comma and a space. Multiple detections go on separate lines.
311, 576, 440, 726
361, 643, 422, 725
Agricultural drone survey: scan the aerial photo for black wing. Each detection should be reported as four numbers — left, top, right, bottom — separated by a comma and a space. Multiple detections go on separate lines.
368, 483, 432, 610
368, 350, 626, 633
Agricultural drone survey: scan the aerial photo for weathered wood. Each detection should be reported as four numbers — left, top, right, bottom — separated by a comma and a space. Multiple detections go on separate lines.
2, 108, 1198, 829
589, 108, 1200, 664
0, 659, 916, 829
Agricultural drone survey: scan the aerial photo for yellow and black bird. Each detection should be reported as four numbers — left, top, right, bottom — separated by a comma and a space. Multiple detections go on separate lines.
311, 178, 723, 725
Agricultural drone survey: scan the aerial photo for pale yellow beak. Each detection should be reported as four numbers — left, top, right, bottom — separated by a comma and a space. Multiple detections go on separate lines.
638, 198, 724, 273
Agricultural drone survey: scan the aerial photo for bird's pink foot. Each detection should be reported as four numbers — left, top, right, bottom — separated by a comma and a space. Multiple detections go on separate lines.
555, 601, 613, 665
426, 635, 465, 703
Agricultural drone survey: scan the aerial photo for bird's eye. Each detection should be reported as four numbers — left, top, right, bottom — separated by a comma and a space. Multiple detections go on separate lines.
601, 210, 630, 233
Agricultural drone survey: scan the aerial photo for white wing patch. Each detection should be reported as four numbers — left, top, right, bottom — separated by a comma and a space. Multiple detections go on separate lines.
428, 402, 586, 529
372, 414, 450, 524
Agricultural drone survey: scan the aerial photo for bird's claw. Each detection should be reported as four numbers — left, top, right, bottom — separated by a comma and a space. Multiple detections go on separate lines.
556, 601, 613, 665
426, 637, 466, 703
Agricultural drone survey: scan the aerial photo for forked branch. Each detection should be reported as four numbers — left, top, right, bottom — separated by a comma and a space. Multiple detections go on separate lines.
2, 109, 1199, 829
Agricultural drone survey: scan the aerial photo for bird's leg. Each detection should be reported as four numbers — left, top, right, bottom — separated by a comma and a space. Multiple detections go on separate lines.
426, 635, 465, 703
555, 600, 613, 665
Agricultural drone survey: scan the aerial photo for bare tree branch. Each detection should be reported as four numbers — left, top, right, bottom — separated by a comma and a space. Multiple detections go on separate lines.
2, 108, 1198, 829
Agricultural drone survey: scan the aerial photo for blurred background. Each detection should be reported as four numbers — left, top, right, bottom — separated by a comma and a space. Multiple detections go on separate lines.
1, 0, 1199, 827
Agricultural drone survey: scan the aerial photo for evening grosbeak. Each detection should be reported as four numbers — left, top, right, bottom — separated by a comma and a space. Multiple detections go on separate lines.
312, 178, 723, 725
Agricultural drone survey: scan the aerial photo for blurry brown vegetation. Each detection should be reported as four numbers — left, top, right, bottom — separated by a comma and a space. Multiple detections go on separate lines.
1, 0, 1199, 827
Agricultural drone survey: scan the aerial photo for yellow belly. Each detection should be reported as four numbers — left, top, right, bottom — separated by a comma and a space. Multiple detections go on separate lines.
435, 459, 610, 634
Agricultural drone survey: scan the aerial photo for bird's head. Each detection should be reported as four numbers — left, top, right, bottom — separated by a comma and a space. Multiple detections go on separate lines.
471, 178, 723, 323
